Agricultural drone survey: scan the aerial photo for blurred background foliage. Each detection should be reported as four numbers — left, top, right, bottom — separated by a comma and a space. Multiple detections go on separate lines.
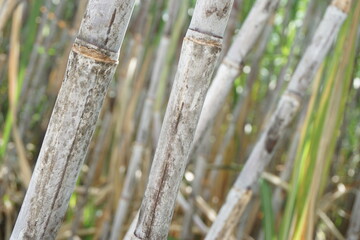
0, 0, 359, 239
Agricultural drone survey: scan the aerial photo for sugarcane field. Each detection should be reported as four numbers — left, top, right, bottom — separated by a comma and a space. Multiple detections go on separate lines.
1, 0, 360, 239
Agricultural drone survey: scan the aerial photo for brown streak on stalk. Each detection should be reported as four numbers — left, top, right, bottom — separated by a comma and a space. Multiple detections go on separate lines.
41, 84, 93, 238
175, 102, 184, 131
140, 100, 186, 238
145, 160, 170, 238
105, 9, 117, 45
265, 117, 284, 153
205, 2, 231, 19
72, 43, 117, 64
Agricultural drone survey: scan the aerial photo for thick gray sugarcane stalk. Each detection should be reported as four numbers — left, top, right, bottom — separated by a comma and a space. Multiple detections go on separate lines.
130, 1, 234, 239
109, 2, 181, 239
10, 0, 136, 239
190, 0, 280, 157
205, 1, 350, 239
124, 192, 208, 239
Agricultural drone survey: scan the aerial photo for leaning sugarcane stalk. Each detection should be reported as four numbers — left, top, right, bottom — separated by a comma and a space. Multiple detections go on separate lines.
182, 15, 276, 237
190, 0, 280, 157
346, 188, 360, 240
109, 2, 182, 239
130, 1, 234, 239
10, 1, 136, 239
206, 15, 274, 200
205, 1, 350, 239
124, 192, 208, 240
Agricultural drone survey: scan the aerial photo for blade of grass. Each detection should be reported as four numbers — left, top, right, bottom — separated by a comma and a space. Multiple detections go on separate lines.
259, 178, 275, 240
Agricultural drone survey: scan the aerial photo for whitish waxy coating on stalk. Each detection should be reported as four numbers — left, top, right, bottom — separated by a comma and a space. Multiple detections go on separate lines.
10, 0, 136, 239
132, 1, 234, 239
109, 1, 182, 239
78, 0, 135, 52
205, 1, 350, 239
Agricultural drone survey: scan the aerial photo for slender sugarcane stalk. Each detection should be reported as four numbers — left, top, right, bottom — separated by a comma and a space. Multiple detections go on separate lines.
346, 188, 360, 240
10, 1, 136, 239
109, 2, 182, 239
205, 1, 350, 239
189, 0, 280, 158
205, 15, 274, 200
130, 1, 234, 239
181, 15, 276, 237
7, 2, 32, 188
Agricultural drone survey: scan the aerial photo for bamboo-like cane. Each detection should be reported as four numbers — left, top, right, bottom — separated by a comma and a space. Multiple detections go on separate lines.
205, 1, 351, 239
8, 2, 32, 188
130, 1, 234, 239
109, 2, 182, 239
10, 1, 136, 239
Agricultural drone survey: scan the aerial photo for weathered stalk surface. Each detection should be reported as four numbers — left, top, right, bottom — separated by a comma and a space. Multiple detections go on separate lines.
109, 2, 181, 239
131, 1, 234, 239
205, 1, 350, 239
10, 0, 135, 239
190, 0, 280, 156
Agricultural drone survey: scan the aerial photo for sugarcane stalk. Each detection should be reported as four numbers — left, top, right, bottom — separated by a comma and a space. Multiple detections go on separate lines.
130, 1, 234, 239
109, 2, 182, 239
205, 1, 350, 239
205, 15, 274, 200
10, 0, 136, 239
